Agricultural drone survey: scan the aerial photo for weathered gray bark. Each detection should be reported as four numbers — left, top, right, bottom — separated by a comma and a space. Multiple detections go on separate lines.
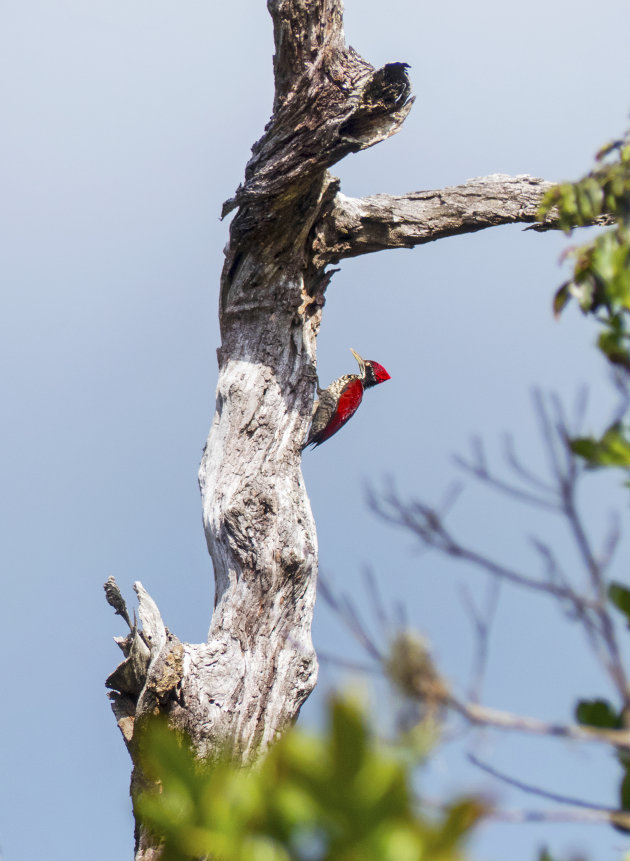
311, 175, 553, 265
104, 1, 557, 858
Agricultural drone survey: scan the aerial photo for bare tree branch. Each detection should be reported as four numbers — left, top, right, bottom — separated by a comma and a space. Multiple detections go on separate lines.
371, 484, 597, 610
502, 431, 558, 495
488, 807, 630, 827
318, 574, 385, 663
312, 175, 553, 265
461, 578, 501, 704
422, 794, 630, 827
454, 435, 560, 512
450, 698, 630, 750
318, 650, 382, 675
363, 565, 391, 639
469, 754, 608, 810
528, 536, 568, 590
372, 390, 630, 708
533, 392, 630, 705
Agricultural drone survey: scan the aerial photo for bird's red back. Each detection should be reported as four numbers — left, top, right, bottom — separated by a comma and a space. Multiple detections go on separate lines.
313, 377, 364, 445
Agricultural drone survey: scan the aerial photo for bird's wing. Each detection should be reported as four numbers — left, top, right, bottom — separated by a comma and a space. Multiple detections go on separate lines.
308, 378, 363, 446
307, 389, 337, 441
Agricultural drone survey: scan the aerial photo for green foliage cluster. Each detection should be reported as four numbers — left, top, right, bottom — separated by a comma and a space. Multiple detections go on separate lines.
575, 582, 630, 822
136, 697, 482, 861
570, 423, 630, 473
542, 131, 630, 485
540, 134, 630, 369
538, 128, 630, 835
575, 578, 630, 731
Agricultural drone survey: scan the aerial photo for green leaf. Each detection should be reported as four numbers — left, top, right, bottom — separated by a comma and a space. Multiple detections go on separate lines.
437, 799, 486, 844
597, 328, 630, 369
596, 138, 623, 161
608, 582, 630, 626
569, 436, 600, 462
620, 769, 630, 811
576, 177, 603, 221
548, 129, 630, 380
570, 424, 630, 469
374, 823, 423, 861
575, 698, 620, 729
552, 282, 572, 318
330, 696, 368, 783
135, 696, 481, 861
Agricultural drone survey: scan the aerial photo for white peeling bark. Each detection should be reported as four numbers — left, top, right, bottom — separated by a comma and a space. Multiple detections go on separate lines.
195, 269, 320, 757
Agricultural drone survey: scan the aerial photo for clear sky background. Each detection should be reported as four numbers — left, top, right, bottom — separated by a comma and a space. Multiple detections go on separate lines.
2, 2, 630, 860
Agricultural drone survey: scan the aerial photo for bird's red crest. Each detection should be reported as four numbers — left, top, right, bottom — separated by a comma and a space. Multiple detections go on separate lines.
369, 361, 390, 384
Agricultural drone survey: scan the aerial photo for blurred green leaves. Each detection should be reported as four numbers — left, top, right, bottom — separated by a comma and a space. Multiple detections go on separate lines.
575, 698, 622, 730
547, 136, 630, 485
136, 697, 482, 861
608, 581, 630, 627
540, 134, 630, 370
570, 423, 630, 471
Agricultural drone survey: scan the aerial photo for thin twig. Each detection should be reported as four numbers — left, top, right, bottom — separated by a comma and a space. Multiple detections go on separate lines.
449, 698, 630, 750
318, 573, 384, 663
340, 592, 384, 662
548, 402, 630, 705
571, 385, 589, 433
375, 391, 630, 708
599, 514, 621, 577
317, 650, 382, 675
534, 389, 566, 487
374, 490, 598, 611
488, 807, 628, 826
454, 435, 559, 512
468, 754, 605, 810
421, 794, 630, 827
528, 536, 567, 589
502, 432, 557, 495
609, 368, 630, 424
362, 566, 390, 638
461, 579, 501, 704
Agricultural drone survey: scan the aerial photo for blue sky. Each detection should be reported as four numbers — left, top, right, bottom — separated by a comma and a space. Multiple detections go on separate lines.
2, 2, 630, 859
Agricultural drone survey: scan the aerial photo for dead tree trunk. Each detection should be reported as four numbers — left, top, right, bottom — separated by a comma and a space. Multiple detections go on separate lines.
104, 1, 554, 857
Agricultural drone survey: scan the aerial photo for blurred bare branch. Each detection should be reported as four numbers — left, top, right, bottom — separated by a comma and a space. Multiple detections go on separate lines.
370, 390, 630, 707
317, 650, 382, 675
318, 574, 384, 663
461, 578, 501, 703
488, 807, 630, 827
455, 434, 558, 511
599, 513, 621, 576
362, 566, 390, 638
469, 753, 611, 809
468, 750, 630, 832
370, 482, 596, 608
322, 387, 630, 828
449, 698, 630, 750
610, 368, 630, 424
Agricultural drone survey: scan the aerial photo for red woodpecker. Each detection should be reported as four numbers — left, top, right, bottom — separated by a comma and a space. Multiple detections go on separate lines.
303, 349, 391, 449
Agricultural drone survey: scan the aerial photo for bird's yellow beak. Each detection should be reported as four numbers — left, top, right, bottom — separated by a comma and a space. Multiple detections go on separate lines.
350, 348, 365, 367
